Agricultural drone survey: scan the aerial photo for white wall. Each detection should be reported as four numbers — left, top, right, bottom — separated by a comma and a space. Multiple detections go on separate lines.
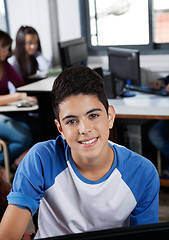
6, 0, 53, 61
6, 0, 82, 65
57, 0, 81, 41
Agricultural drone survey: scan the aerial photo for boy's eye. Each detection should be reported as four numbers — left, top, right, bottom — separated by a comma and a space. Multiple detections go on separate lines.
89, 113, 99, 119
66, 119, 77, 125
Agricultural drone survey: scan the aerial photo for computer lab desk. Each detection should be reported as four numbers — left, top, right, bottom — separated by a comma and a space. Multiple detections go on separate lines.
0, 100, 38, 113
109, 93, 169, 120
17, 76, 169, 140
17, 76, 59, 141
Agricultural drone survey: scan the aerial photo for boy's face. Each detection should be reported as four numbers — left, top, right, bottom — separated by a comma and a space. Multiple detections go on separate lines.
55, 94, 115, 162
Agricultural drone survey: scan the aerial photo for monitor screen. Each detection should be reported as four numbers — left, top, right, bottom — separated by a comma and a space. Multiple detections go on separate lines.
58, 38, 88, 70
108, 47, 141, 97
36, 222, 169, 240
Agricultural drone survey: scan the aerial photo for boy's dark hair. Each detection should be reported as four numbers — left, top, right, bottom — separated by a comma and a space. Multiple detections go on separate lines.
51, 66, 108, 121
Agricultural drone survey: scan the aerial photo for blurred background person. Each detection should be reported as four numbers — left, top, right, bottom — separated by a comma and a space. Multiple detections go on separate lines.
0, 30, 25, 94
8, 26, 51, 83
0, 30, 36, 171
149, 77, 169, 179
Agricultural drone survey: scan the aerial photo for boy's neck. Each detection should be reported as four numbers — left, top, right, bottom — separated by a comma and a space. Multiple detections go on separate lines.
71, 144, 114, 181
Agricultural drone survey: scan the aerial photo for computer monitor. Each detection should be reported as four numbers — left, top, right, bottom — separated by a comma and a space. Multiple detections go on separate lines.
108, 47, 141, 97
58, 37, 88, 70
36, 222, 169, 240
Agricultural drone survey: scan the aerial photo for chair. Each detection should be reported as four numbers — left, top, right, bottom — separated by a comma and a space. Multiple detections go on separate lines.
157, 150, 162, 176
157, 150, 169, 187
0, 139, 10, 183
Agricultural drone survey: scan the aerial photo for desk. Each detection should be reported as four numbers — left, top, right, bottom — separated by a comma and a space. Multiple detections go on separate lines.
17, 78, 169, 185
0, 100, 38, 113
17, 77, 169, 140
109, 93, 169, 120
17, 77, 58, 140
17, 76, 56, 94
18, 77, 169, 119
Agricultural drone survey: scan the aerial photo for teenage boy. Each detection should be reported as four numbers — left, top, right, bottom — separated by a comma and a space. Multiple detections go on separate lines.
0, 66, 159, 239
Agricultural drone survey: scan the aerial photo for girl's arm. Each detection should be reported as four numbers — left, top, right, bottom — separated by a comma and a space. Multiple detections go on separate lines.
0, 92, 37, 106
0, 92, 27, 106
0, 205, 31, 240
165, 83, 169, 92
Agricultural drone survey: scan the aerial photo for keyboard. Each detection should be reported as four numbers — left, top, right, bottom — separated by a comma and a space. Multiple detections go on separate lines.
16, 100, 37, 108
126, 84, 169, 96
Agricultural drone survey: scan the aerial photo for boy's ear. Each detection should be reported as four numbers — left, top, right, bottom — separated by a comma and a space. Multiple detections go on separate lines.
108, 105, 115, 129
54, 119, 66, 140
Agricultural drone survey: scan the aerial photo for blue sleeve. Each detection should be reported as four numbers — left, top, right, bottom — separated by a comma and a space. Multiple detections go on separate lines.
7, 143, 47, 215
130, 160, 159, 225
114, 145, 160, 226
7, 137, 67, 216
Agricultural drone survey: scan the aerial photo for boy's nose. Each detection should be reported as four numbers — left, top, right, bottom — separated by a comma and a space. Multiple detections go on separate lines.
78, 120, 92, 135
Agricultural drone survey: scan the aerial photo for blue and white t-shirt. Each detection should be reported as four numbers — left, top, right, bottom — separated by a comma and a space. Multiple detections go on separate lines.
7, 135, 159, 239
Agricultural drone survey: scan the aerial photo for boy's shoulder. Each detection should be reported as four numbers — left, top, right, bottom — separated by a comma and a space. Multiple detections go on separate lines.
16, 135, 68, 191
26, 135, 68, 169
110, 142, 159, 202
29, 135, 67, 156
110, 141, 157, 174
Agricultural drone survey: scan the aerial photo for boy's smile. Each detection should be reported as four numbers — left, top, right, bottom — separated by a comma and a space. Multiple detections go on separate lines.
55, 94, 115, 180
78, 136, 99, 147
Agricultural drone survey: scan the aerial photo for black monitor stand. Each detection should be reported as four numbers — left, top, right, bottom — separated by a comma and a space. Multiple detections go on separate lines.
103, 71, 135, 99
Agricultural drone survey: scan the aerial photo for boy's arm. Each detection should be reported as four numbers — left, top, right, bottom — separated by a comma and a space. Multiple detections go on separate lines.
130, 166, 159, 225
0, 205, 31, 240
165, 83, 169, 92
130, 192, 159, 225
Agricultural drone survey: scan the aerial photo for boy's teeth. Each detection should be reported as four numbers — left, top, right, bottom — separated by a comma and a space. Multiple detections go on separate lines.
81, 138, 97, 144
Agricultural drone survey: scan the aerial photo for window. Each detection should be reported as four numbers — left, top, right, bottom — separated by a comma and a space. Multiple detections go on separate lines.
153, 1, 169, 43
81, 0, 169, 54
89, 0, 149, 46
0, 0, 9, 32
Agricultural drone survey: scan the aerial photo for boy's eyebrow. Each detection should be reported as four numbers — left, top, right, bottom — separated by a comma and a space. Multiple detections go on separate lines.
86, 108, 102, 115
62, 108, 102, 121
62, 115, 77, 121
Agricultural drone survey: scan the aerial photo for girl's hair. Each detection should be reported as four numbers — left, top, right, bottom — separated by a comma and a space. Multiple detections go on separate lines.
14, 26, 42, 79
0, 30, 12, 59
51, 66, 108, 121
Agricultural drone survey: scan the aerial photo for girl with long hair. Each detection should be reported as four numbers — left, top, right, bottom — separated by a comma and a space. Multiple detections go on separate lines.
9, 26, 51, 81
0, 30, 34, 167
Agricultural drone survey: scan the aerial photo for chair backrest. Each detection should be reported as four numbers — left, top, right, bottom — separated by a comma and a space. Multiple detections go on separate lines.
0, 139, 10, 183
0, 174, 11, 221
